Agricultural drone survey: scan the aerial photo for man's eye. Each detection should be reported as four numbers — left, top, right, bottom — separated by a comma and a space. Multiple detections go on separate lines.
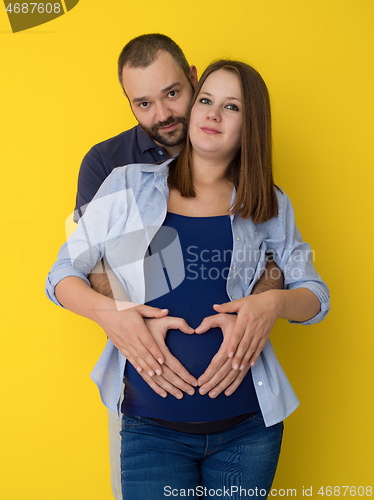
168, 90, 177, 98
226, 104, 239, 111
139, 102, 149, 108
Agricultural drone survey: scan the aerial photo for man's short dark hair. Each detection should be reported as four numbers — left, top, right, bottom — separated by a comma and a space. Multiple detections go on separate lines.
117, 33, 191, 87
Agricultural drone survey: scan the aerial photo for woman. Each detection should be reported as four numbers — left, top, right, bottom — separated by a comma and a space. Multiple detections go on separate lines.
46, 60, 329, 498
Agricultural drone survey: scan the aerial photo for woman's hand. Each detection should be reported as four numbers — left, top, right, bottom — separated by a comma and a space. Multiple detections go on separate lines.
141, 317, 198, 399
212, 291, 279, 371
55, 276, 176, 378
194, 313, 250, 398
94, 302, 172, 376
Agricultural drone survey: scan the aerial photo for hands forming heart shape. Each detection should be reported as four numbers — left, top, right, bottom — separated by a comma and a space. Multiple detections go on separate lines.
99, 293, 279, 400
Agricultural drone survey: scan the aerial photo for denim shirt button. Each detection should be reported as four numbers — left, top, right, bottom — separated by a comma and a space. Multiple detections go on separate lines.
258, 381, 263, 386
235, 236, 240, 241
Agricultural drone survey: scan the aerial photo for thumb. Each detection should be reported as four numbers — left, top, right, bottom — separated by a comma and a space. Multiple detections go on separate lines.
171, 318, 195, 334
213, 300, 241, 313
137, 305, 169, 318
195, 315, 220, 334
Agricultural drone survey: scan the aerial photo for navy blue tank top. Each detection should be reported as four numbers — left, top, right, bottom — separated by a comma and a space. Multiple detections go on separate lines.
122, 212, 260, 422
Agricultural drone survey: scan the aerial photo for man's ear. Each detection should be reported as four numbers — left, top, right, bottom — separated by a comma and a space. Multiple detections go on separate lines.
189, 65, 198, 88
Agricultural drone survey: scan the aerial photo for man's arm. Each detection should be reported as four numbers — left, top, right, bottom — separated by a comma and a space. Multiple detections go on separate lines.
89, 260, 122, 300
251, 256, 284, 294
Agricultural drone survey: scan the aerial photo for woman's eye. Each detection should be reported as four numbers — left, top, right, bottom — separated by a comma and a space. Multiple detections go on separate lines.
226, 104, 239, 111
199, 98, 211, 105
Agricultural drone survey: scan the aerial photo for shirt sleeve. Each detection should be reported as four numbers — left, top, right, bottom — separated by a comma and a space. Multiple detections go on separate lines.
46, 171, 128, 307
74, 146, 115, 222
265, 190, 330, 325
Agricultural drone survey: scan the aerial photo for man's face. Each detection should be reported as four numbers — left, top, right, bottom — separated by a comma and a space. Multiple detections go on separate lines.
122, 51, 196, 153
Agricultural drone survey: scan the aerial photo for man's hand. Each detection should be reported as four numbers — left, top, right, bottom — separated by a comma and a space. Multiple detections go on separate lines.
195, 313, 250, 398
213, 291, 279, 371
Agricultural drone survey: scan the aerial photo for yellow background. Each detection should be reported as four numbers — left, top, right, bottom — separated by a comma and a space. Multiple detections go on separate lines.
1, 0, 373, 498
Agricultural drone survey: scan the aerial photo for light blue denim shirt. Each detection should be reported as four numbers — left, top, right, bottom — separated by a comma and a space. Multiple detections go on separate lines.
46, 158, 330, 427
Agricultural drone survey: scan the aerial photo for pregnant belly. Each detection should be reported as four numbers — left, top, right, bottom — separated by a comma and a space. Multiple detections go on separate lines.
165, 327, 223, 378
122, 323, 259, 422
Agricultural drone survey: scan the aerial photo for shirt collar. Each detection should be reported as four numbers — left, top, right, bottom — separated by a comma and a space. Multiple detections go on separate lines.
136, 124, 167, 155
139, 157, 174, 174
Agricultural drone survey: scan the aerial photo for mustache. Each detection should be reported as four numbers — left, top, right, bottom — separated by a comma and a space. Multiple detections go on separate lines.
152, 116, 187, 133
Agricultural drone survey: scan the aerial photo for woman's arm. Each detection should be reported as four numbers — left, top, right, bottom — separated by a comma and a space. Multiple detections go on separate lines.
213, 287, 320, 369
55, 276, 168, 376
196, 287, 320, 395
55, 276, 198, 395
198, 191, 329, 391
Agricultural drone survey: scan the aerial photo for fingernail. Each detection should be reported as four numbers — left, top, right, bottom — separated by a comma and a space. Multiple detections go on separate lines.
233, 363, 239, 370
239, 364, 245, 371
155, 369, 162, 376
225, 390, 232, 396
158, 358, 163, 364
148, 370, 154, 377
229, 351, 234, 358
199, 388, 207, 395
187, 389, 195, 396
210, 391, 217, 398
250, 361, 255, 367
175, 393, 183, 399
137, 366, 142, 373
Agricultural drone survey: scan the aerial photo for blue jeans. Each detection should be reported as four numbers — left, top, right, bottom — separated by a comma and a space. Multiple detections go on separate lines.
120, 412, 284, 499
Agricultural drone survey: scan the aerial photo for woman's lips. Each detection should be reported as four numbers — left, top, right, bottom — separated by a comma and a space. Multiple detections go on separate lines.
200, 126, 222, 134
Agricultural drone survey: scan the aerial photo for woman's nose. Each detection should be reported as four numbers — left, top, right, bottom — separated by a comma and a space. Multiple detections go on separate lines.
206, 107, 221, 121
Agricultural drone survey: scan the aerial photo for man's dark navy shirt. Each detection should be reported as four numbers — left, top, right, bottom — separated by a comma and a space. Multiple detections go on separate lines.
74, 125, 170, 221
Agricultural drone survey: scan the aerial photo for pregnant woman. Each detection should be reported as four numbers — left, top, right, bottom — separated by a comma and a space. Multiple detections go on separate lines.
46, 59, 329, 499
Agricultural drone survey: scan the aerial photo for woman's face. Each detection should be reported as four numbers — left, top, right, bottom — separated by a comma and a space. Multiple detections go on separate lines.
189, 69, 243, 163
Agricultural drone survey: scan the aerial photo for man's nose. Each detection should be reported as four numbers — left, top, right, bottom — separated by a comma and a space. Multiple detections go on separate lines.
155, 102, 172, 123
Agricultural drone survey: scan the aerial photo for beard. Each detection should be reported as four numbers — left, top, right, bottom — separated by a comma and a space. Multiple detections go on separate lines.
140, 116, 188, 148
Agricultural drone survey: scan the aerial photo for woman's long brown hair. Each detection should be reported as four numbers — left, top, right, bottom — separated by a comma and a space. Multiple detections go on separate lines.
168, 60, 278, 223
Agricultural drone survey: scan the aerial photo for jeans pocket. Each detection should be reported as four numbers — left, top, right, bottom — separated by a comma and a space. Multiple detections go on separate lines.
248, 411, 266, 424
122, 414, 149, 430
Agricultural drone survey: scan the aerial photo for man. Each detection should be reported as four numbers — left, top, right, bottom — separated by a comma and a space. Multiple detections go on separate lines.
75, 35, 197, 220
74, 34, 282, 499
